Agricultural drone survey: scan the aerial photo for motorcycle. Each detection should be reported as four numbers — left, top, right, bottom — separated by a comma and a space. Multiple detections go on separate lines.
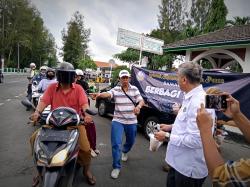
33, 107, 97, 187
32, 81, 42, 107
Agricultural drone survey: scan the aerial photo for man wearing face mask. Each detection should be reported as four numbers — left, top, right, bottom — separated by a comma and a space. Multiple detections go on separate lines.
32, 66, 47, 84
37, 68, 57, 93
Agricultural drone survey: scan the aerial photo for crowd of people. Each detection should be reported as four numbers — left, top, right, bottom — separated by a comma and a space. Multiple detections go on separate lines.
28, 61, 249, 186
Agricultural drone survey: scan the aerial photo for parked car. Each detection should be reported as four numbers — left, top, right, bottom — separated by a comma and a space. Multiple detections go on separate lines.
95, 82, 176, 140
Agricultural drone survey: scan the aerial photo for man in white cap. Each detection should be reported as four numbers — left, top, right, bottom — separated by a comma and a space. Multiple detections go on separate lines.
91, 69, 144, 179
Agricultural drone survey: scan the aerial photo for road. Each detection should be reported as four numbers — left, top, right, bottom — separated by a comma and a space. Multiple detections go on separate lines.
0, 75, 249, 187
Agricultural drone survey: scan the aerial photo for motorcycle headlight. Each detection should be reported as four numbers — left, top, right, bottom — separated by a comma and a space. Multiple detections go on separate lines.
51, 149, 68, 165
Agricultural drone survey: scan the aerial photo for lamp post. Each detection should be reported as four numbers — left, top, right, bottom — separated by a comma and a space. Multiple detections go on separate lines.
17, 43, 20, 70
1, 56, 4, 72
108, 59, 115, 84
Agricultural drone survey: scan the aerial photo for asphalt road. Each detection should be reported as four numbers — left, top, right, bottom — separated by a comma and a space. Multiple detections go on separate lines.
0, 75, 249, 187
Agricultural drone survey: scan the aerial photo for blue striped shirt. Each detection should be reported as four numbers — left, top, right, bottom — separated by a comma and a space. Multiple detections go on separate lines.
108, 84, 143, 124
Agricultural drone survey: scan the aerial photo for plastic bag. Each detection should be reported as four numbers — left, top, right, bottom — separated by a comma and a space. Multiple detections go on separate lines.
149, 133, 163, 152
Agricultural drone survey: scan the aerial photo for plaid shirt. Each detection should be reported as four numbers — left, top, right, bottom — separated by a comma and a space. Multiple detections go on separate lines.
212, 159, 250, 187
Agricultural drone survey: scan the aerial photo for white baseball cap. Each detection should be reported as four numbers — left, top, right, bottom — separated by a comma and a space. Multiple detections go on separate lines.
119, 70, 130, 78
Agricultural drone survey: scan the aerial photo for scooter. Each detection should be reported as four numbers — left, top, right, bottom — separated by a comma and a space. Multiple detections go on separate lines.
32, 81, 41, 107
33, 107, 97, 187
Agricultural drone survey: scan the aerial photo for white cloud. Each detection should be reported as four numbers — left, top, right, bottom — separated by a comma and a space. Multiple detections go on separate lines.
31, 0, 250, 63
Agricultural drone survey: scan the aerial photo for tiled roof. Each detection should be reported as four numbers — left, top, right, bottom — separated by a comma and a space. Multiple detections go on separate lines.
94, 61, 118, 68
164, 24, 250, 52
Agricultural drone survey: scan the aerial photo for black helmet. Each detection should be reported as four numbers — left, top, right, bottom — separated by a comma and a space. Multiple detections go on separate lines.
46, 68, 56, 80
56, 62, 75, 84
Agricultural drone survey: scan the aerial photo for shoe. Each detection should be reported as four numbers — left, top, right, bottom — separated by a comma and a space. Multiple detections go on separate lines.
94, 149, 100, 154
121, 152, 128, 162
162, 163, 170, 172
83, 171, 96, 185
91, 149, 97, 157
111, 169, 120, 179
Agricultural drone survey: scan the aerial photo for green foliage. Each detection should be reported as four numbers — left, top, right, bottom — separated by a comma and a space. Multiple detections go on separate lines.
228, 63, 243, 73
113, 48, 139, 63
204, 0, 228, 33
147, 54, 174, 70
158, 0, 182, 32
226, 16, 250, 26
190, 0, 211, 31
181, 25, 201, 38
62, 11, 90, 68
111, 66, 130, 84
200, 60, 213, 69
0, 0, 56, 68
78, 57, 97, 70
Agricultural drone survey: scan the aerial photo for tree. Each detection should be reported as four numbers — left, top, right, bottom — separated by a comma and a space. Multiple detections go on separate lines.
226, 16, 250, 26
0, 0, 56, 68
113, 48, 139, 64
111, 65, 130, 84
190, 0, 211, 31
204, 0, 228, 33
62, 11, 90, 68
147, 54, 174, 70
78, 57, 97, 70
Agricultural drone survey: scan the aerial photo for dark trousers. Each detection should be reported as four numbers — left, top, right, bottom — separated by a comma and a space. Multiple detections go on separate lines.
85, 122, 97, 150
167, 167, 206, 187
27, 83, 32, 101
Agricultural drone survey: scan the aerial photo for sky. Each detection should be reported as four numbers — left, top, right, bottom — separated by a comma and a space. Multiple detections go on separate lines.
30, 0, 250, 64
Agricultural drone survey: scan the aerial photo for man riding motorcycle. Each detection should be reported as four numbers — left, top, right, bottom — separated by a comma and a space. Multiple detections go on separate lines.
27, 63, 37, 105
30, 62, 96, 186
32, 66, 47, 84
37, 68, 57, 93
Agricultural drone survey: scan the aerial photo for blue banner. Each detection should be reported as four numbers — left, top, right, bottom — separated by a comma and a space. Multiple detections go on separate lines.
131, 66, 250, 119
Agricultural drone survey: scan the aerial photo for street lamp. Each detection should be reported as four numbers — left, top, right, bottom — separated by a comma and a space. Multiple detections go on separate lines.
1, 56, 4, 72
108, 59, 115, 84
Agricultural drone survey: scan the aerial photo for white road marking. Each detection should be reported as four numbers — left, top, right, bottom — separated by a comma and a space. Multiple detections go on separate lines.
6, 99, 11, 101
98, 143, 107, 147
0, 103, 4, 106
15, 95, 19, 98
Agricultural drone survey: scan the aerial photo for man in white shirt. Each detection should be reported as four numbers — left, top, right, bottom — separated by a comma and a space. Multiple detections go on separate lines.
155, 62, 214, 187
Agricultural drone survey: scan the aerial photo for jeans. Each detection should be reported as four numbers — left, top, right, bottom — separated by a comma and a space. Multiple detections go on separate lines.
111, 121, 137, 169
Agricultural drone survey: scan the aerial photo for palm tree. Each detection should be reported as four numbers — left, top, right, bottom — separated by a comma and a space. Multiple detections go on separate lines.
226, 16, 250, 26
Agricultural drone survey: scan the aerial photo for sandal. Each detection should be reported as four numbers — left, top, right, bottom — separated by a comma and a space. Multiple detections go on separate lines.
32, 175, 39, 187
84, 173, 96, 185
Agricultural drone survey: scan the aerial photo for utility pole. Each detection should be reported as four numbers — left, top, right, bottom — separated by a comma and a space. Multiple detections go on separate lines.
108, 59, 115, 84
17, 43, 20, 70
1, 0, 5, 71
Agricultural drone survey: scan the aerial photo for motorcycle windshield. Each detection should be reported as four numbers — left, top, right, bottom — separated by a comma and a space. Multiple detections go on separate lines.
39, 128, 71, 142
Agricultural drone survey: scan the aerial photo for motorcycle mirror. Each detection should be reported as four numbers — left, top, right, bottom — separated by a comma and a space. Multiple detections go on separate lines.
21, 98, 36, 110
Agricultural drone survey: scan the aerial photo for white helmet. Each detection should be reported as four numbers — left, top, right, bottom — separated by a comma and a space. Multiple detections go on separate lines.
75, 69, 84, 76
30, 63, 36, 69
40, 66, 47, 71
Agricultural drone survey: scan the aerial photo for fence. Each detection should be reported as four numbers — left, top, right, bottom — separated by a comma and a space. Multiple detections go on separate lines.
2, 68, 27, 73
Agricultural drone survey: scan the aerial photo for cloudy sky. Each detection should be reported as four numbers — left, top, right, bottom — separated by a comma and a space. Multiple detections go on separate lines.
30, 0, 250, 63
